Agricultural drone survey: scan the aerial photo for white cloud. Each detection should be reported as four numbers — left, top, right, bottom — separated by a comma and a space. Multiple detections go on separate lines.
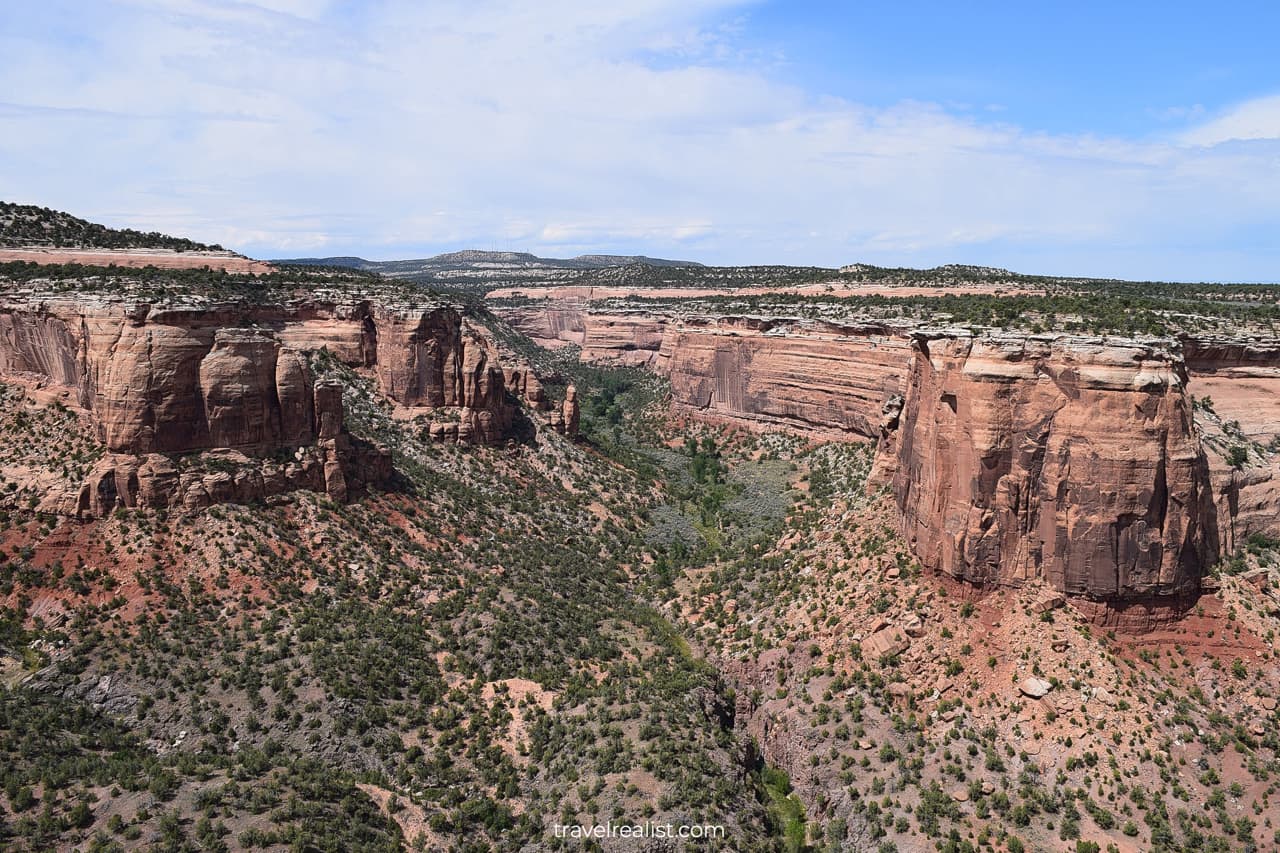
1181, 94, 1280, 146
0, 0, 1277, 279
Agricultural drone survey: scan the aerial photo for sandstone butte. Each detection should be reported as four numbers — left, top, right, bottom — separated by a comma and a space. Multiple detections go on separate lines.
871, 333, 1218, 627
497, 300, 1280, 624
0, 295, 578, 517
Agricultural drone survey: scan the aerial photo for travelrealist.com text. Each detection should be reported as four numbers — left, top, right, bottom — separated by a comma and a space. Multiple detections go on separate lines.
553, 822, 726, 840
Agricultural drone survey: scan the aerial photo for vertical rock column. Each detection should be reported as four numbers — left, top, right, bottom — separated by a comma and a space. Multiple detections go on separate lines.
313, 379, 348, 501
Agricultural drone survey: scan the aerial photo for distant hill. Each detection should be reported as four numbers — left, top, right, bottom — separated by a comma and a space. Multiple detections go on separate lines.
0, 201, 224, 252
274, 250, 703, 274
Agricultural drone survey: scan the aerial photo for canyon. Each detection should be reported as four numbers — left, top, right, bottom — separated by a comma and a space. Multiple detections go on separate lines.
4, 232, 1280, 850
3, 268, 1270, 619
498, 298, 1280, 620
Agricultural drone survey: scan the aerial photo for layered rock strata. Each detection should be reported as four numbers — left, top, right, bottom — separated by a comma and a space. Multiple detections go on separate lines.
0, 296, 556, 515
499, 303, 666, 367
872, 333, 1219, 605
655, 318, 912, 438
0, 299, 523, 449
503, 295, 1280, 623
499, 305, 914, 439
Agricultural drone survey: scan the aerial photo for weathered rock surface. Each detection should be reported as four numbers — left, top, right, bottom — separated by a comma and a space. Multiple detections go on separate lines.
875, 333, 1219, 603
1181, 335, 1280, 375
372, 306, 514, 444
549, 385, 580, 437
657, 317, 912, 438
500, 303, 667, 367
0, 299, 528, 450
501, 305, 917, 438
1018, 677, 1053, 698
502, 295, 1280, 624
62, 440, 392, 518
56, 373, 393, 518
503, 367, 548, 410
862, 626, 909, 660
199, 329, 306, 449
0, 296, 563, 515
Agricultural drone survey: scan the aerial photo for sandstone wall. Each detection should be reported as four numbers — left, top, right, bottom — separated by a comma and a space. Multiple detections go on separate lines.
373, 307, 513, 444
656, 318, 912, 438
499, 303, 667, 367
0, 300, 523, 450
1181, 336, 1280, 374
499, 296, 1280, 623
875, 333, 1219, 602
1180, 335, 1280, 553
0, 297, 551, 515
497, 304, 913, 438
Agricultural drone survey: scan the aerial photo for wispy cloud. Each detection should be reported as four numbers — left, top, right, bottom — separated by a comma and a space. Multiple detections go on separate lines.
0, 0, 1277, 279
1181, 94, 1280, 146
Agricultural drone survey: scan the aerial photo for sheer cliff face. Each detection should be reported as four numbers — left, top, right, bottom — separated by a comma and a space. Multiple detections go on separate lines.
0, 299, 534, 515
657, 318, 911, 438
0, 300, 519, 452
876, 334, 1219, 601
500, 307, 914, 436
500, 303, 666, 367
373, 307, 513, 444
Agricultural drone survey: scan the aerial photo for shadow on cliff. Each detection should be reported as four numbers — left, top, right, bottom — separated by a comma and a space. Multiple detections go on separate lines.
505, 396, 538, 445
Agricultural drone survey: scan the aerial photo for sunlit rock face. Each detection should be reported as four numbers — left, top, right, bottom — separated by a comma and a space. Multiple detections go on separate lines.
0, 296, 549, 515
875, 332, 1218, 606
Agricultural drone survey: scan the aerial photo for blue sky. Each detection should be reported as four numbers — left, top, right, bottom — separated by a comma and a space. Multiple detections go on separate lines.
739, 2, 1280, 137
1, 0, 1279, 280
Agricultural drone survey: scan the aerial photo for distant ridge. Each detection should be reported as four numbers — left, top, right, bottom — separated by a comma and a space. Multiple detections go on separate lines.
274, 249, 704, 272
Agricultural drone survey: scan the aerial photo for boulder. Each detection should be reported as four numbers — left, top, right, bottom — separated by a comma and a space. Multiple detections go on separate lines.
863, 626, 909, 660
1018, 677, 1053, 699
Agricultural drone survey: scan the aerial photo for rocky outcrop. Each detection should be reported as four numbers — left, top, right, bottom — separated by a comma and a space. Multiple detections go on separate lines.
874, 333, 1219, 605
549, 385, 580, 437
503, 367, 548, 410
499, 303, 667, 367
373, 306, 514, 445
57, 370, 391, 518
501, 296, 1280, 621
1170, 334, 1280, 553
0, 299, 526, 449
65, 441, 392, 519
199, 330, 312, 450
0, 295, 562, 516
657, 317, 912, 438
499, 304, 915, 438
1181, 335, 1280, 374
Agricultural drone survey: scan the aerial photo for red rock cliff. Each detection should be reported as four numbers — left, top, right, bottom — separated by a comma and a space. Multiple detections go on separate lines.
372, 306, 513, 444
499, 302, 667, 367
0, 299, 522, 450
874, 333, 1219, 604
0, 297, 541, 514
498, 303, 913, 438
656, 317, 912, 438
